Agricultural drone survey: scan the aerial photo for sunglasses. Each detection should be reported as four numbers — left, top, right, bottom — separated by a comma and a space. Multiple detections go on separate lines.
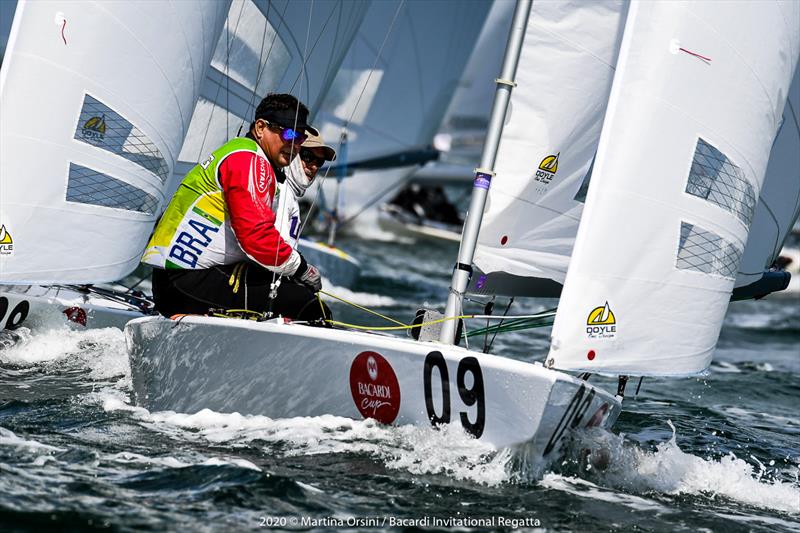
300, 148, 326, 168
262, 120, 307, 144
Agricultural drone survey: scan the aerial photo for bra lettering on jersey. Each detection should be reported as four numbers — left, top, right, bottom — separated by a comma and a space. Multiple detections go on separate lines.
168, 214, 220, 268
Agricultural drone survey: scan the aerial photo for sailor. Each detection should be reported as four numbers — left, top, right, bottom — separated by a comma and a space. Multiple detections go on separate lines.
277, 128, 338, 249
142, 93, 328, 322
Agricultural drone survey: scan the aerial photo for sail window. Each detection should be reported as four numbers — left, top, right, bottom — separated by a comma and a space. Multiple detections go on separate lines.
74, 94, 170, 184
685, 138, 755, 226
676, 222, 743, 279
66, 163, 159, 215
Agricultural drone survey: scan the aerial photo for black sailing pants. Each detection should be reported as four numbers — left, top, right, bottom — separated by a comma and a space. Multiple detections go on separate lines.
151, 262, 331, 322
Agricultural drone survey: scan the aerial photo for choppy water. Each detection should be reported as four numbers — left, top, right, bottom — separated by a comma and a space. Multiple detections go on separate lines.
1, 235, 798, 531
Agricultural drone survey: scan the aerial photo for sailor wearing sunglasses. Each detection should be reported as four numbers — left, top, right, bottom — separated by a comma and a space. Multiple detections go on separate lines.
143, 93, 329, 323
273, 129, 337, 267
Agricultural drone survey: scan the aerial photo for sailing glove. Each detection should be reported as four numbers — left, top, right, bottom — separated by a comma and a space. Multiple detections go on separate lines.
293, 254, 323, 293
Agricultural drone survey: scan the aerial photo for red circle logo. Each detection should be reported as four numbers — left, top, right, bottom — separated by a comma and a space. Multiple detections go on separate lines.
349, 351, 401, 424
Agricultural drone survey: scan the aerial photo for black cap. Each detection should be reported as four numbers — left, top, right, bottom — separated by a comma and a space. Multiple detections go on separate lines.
254, 100, 311, 133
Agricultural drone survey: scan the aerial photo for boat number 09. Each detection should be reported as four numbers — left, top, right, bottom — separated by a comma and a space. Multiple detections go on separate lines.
423, 351, 485, 438
0, 297, 30, 330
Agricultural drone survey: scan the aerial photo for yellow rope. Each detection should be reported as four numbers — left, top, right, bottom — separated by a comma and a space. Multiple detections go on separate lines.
210, 309, 263, 320
318, 290, 406, 326
325, 314, 472, 331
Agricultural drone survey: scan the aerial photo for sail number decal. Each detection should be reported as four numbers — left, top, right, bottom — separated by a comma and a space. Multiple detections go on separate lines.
0, 297, 30, 330
423, 351, 485, 438
543, 384, 595, 456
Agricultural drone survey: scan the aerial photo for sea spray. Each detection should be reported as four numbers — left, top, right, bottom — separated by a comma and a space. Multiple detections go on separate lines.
562, 421, 800, 515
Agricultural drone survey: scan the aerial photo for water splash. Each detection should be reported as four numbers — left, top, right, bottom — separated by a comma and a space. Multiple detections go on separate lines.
100, 393, 511, 485
0, 325, 128, 381
568, 422, 800, 515
322, 278, 398, 307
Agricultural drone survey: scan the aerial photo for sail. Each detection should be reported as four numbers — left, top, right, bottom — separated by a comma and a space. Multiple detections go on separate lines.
315, 0, 491, 228
471, 0, 628, 297
173, 0, 368, 184
736, 64, 800, 288
434, 0, 514, 167
0, 0, 229, 284
548, 0, 800, 376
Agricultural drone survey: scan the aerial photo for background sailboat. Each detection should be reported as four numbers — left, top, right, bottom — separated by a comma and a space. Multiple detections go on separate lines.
0, 0, 230, 328
311, 0, 491, 240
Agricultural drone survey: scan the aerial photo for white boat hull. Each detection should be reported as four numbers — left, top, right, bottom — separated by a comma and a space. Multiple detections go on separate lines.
126, 315, 621, 457
0, 285, 149, 330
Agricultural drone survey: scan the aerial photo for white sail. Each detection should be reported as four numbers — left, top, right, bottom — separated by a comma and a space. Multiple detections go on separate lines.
315, 0, 491, 228
0, 0, 229, 284
434, 0, 515, 166
174, 0, 368, 182
548, 0, 800, 376
736, 64, 800, 287
471, 0, 628, 296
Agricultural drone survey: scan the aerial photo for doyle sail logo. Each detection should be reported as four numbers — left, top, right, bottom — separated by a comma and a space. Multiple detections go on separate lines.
586, 301, 616, 339
82, 114, 106, 141
535, 152, 559, 184
0, 225, 13, 255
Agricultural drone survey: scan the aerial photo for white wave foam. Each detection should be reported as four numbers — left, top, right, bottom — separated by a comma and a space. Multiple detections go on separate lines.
100, 394, 511, 485
577, 422, 800, 515
711, 361, 742, 374
322, 279, 398, 307
0, 427, 64, 452
724, 407, 800, 427
539, 474, 668, 513
0, 326, 128, 380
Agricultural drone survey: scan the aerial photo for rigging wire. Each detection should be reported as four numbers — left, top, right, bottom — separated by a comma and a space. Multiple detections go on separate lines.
296, 0, 407, 240
266, 0, 316, 312
196, 0, 247, 162
485, 297, 514, 353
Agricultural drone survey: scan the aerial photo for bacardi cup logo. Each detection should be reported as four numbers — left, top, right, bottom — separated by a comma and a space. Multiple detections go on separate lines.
586, 301, 616, 339
349, 351, 401, 424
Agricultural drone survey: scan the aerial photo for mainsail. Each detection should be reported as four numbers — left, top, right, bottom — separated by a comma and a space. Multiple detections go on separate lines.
0, 0, 229, 284
736, 65, 800, 288
471, 0, 628, 297
314, 0, 491, 230
173, 0, 368, 184
548, 0, 800, 376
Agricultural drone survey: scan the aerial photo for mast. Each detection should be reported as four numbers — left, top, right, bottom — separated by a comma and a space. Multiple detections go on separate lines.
439, 0, 532, 344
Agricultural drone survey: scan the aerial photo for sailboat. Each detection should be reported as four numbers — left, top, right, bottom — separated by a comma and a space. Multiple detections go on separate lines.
124, 1, 623, 456
126, 0, 798, 461
3, 0, 797, 462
